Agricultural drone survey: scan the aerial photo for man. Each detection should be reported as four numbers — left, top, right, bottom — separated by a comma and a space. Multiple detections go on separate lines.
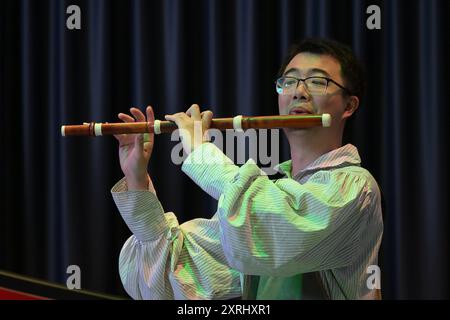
111, 38, 383, 299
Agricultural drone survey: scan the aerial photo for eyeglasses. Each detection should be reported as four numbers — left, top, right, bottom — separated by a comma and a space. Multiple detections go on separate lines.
275, 76, 351, 96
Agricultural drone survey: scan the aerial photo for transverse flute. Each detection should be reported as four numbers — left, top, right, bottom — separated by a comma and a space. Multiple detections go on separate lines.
61, 114, 331, 137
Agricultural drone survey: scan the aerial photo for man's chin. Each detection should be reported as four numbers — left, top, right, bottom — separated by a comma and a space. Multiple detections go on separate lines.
283, 127, 312, 136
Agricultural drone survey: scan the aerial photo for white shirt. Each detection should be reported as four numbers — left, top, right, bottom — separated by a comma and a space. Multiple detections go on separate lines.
111, 143, 383, 299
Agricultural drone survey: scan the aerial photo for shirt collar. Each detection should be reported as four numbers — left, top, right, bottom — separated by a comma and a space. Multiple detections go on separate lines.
274, 144, 361, 179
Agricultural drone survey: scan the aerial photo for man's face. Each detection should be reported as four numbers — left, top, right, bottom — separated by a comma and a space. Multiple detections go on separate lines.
278, 52, 349, 124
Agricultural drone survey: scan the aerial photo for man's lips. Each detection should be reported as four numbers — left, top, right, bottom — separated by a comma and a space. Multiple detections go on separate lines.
289, 107, 313, 115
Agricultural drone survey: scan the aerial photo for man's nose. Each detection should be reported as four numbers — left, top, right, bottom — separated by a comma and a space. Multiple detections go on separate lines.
293, 80, 310, 100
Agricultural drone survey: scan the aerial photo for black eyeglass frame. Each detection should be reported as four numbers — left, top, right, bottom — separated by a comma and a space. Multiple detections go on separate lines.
275, 76, 352, 96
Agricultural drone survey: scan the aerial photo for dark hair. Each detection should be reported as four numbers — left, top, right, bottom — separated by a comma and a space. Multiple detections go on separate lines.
277, 38, 366, 102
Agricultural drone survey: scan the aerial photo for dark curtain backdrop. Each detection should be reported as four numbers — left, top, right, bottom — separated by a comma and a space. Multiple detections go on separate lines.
0, 0, 448, 299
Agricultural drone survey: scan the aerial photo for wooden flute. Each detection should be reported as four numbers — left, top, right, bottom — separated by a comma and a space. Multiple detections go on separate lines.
61, 114, 331, 137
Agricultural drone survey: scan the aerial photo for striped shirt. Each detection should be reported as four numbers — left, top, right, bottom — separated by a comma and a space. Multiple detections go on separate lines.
111, 143, 383, 300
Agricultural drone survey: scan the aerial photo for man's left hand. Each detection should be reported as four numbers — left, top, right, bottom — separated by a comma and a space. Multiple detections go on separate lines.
165, 104, 213, 156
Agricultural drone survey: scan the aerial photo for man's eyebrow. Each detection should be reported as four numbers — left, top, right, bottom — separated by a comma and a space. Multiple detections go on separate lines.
283, 68, 331, 77
307, 68, 331, 77
283, 68, 299, 76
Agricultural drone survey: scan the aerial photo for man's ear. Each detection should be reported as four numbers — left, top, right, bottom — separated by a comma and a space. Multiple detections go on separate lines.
342, 96, 359, 120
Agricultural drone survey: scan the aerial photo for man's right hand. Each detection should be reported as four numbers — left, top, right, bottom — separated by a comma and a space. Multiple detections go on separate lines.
114, 106, 155, 190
